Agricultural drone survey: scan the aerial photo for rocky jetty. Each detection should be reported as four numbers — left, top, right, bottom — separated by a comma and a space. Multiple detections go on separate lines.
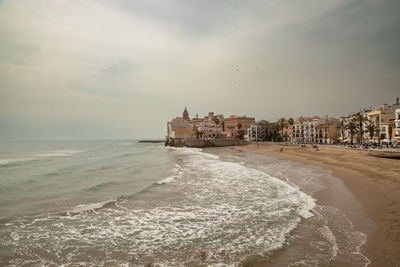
165, 138, 247, 148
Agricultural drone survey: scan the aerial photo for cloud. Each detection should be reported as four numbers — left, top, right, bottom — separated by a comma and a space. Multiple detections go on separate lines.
0, 0, 399, 139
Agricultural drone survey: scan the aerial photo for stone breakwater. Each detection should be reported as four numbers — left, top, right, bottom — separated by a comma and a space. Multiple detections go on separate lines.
165, 138, 248, 148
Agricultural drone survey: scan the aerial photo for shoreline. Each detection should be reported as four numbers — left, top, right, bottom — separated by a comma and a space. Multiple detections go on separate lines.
234, 142, 400, 266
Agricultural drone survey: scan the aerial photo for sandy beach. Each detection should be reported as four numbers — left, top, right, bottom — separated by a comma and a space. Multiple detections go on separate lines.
235, 143, 400, 266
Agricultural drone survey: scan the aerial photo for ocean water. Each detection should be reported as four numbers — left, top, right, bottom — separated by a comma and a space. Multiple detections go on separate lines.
0, 141, 369, 266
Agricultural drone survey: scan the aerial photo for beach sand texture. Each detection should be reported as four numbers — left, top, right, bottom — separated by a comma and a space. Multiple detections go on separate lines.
236, 143, 400, 266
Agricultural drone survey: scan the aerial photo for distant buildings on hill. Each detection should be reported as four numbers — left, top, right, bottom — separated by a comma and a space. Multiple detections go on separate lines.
167, 97, 400, 145
167, 108, 254, 141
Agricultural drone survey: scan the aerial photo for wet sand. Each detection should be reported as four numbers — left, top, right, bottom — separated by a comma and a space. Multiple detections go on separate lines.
236, 142, 400, 266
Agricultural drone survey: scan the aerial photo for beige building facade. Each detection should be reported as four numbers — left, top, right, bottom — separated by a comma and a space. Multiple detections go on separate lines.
223, 115, 255, 138
167, 117, 193, 140
316, 123, 339, 144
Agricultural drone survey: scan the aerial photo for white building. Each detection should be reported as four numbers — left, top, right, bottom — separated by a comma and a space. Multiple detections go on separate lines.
394, 108, 400, 144
248, 121, 266, 141
291, 117, 324, 144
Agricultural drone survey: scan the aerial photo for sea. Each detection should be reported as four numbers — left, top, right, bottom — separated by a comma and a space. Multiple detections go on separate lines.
0, 140, 370, 266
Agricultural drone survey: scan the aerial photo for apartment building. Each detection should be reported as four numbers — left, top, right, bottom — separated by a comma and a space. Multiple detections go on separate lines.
395, 108, 400, 144
248, 121, 267, 141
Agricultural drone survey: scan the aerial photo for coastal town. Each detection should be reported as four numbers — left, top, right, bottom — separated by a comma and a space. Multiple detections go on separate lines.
167, 97, 400, 147
3, 0, 400, 266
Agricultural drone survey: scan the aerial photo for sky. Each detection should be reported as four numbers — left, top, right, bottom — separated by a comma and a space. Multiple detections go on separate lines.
0, 0, 399, 140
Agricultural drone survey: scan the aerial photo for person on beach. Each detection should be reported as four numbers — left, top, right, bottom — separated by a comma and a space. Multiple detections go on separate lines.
280, 148, 283, 153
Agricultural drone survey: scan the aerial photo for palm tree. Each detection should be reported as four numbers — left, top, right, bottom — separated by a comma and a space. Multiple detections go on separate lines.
366, 123, 375, 143
354, 112, 367, 145
271, 122, 281, 141
336, 121, 345, 143
278, 118, 286, 141
263, 121, 269, 141
236, 123, 244, 139
346, 121, 357, 145
288, 118, 294, 142
195, 129, 201, 139
375, 128, 381, 145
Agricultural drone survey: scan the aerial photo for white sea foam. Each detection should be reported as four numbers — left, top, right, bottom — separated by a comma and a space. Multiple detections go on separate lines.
156, 175, 176, 185
69, 198, 117, 214
0, 158, 33, 165
157, 163, 183, 184
318, 225, 339, 260
1, 147, 317, 266
35, 150, 84, 157
119, 142, 134, 146
233, 151, 370, 266
315, 205, 370, 266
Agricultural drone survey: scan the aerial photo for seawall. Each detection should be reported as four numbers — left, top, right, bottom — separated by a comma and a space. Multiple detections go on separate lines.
165, 138, 248, 148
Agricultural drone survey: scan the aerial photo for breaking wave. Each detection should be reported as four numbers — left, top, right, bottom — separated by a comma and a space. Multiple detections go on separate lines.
0, 147, 316, 266
0, 158, 33, 166
34, 150, 84, 157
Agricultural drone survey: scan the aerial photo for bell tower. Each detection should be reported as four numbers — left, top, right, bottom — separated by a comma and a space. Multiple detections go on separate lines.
183, 107, 189, 121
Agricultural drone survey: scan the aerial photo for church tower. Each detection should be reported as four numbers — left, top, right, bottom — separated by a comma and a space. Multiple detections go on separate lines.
183, 107, 189, 121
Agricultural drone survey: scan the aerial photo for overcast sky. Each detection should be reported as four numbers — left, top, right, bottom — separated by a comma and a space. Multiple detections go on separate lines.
0, 0, 399, 139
